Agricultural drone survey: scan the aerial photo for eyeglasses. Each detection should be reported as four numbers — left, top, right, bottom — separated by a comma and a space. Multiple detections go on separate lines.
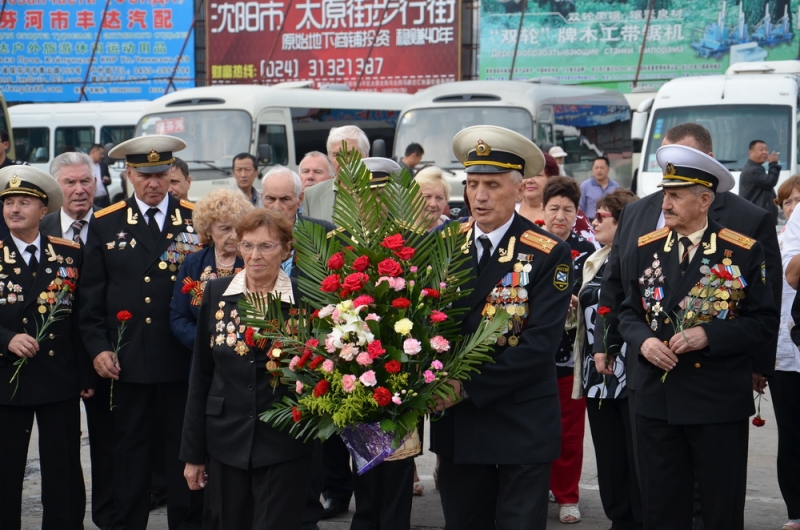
237, 241, 284, 254
594, 212, 613, 223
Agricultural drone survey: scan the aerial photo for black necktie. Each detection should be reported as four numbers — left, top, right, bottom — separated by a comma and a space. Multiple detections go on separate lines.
71, 220, 86, 243
477, 235, 492, 273
26, 244, 38, 272
147, 208, 161, 239
679, 237, 693, 275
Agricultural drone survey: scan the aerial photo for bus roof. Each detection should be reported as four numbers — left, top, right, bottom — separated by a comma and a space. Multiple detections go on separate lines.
652, 74, 800, 108
9, 101, 149, 124
400, 80, 629, 112
141, 85, 412, 116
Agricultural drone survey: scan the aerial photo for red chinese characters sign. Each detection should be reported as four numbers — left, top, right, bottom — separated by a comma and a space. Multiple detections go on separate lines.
206, 0, 460, 93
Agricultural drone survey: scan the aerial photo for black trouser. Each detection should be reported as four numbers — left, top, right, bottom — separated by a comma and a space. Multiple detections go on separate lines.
83, 377, 116, 528
350, 458, 414, 530
772, 370, 800, 520
112, 381, 203, 530
0, 398, 85, 530
323, 435, 354, 503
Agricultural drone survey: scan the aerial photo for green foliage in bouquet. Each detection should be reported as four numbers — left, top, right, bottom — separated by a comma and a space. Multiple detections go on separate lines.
239, 149, 509, 447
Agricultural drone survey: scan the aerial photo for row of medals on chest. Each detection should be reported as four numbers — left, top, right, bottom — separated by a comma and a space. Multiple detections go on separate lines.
107, 226, 202, 272
212, 301, 281, 373
483, 260, 534, 347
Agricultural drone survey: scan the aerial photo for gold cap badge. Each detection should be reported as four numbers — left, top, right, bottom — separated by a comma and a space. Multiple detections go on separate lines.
147, 149, 161, 163
665, 163, 676, 176
9, 176, 20, 188
475, 140, 491, 157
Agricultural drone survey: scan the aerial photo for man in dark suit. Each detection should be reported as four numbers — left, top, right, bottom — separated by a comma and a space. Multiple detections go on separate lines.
431, 125, 572, 529
90, 144, 112, 208
0, 165, 93, 530
40, 151, 117, 530
80, 135, 203, 530
618, 144, 778, 529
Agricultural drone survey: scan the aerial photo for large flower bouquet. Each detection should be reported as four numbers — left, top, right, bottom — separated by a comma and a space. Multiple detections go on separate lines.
239, 151, 509, 472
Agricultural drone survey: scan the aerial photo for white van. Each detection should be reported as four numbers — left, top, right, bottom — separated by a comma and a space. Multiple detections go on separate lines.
135, 84, 412, 201
10, 101, 149, 200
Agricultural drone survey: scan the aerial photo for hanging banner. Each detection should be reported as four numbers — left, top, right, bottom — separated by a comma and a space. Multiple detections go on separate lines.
478, 0, 797, 92
0, 2, 195, 102
206, 0, 460, 93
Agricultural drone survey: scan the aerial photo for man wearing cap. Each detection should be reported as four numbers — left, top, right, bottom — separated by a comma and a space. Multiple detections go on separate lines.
39, 151, 118, 530
549, 145, 569, 176
80, 135, 203, 530
431, 125, 572, 529
0, 165, 92, 529
617, 144, 777, 529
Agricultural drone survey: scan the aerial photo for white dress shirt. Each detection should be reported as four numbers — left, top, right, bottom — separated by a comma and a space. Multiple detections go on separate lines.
134, 194, 169, 231
11, 234, 40, 265
59, 209, 93, 244
473, 214, 515, 262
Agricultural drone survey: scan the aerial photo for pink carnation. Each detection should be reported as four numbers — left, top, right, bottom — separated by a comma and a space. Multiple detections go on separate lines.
359, 370, 377, 387
289, 356, 301, 372
403, 338, 422, 356
356, 351, 373, 366
339, 343, 358, 361
365, 313, 381, 321
353, 295, 375, 308
423, 370, 436, 383
325, 335, 337, 353
431, 360, 443, 370
321, 359, 334, 373
377, 276, 406, 291
410, 266, 418, 273
392, 393, 402, 405
295, 381, 305, 393
318, 305, 335, 318
430, 336, 450, 353
342, 374, 357, 393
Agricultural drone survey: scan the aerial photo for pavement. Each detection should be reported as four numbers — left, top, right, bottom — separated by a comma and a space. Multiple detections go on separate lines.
20, 389, 787, 529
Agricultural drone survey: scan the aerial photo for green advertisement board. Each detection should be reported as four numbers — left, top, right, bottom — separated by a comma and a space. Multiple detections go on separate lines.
478, 0, 797, 91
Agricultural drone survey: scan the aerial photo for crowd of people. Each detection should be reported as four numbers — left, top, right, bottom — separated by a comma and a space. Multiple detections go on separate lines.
0, 118, 797, 530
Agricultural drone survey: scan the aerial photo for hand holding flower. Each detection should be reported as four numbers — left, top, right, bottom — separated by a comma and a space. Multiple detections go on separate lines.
668, 326, 708, 355
430, 379, 462, 412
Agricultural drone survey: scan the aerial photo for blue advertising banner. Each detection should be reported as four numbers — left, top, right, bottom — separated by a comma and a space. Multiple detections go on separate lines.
0, 1, 195, 101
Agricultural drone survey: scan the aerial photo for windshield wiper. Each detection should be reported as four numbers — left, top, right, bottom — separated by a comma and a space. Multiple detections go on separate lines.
185, 160, 231, 175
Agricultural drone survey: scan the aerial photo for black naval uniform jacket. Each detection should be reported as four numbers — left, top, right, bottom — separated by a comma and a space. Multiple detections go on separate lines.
80, 196, 200, 383
180, 273, 312, 469
618, 220, 778, 424
430, 214, 573, 465
0, 234, 92, 405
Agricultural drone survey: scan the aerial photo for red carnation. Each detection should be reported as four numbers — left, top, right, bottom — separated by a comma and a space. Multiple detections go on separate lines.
116, 310, 133, 322
534, 219, 545, 226
311, 309, 320, 321
571, 250, 581, 260
430, 310, 448, 323
327, 252, 345, 271
384, 360, 401, 373
292, 406, 302, 423
297, 350, 313, 369
309, 355, 325, 370
353, 295, 375, 307
752, 416, 766, 427
342, 272, 369, 293
392, 297, 411, 309
597, 306, 611, 317
380, 234, 405, 251
244, 327, 256, 347
394, 247, 416, 261
62, 280, 76, 291
181, 282, 194, 294
716, 270, 734, 282
352, 255, 370, 272
373, 387, 392, 407
421, 288, 440, 299
377, 259, 403, 278
321, 274, 341, 293
367, 340, 386, 359
313, 379, 331, 397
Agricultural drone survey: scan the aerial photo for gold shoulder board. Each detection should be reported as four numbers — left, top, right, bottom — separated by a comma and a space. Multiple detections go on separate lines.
718, 228, 755, 250
47, 235, 81, 248
519, 230, 557, 254
180, 199, 195, 210
94, 200, 126, 218
638, 226, 670, 247
459, 218, 474, 234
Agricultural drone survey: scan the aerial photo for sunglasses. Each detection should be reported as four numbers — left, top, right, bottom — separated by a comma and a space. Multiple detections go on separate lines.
593, 212, 613, 223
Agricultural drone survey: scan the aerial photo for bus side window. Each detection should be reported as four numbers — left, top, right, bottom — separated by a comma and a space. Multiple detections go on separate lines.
56, 126, 94, 155
101, 125, 135, 146
258, 124, 288, 165
13, 127, 50, 163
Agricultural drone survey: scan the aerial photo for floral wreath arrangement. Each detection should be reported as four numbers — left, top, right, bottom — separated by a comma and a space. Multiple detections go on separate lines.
238, 150, 509, 473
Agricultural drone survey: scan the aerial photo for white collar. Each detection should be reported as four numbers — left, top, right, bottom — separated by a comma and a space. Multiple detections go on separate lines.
222, 269, 294, 304
59, 208, 93, 238
473, 213, 516, 256
11, 232, 39, 255
134, 194, 170, 218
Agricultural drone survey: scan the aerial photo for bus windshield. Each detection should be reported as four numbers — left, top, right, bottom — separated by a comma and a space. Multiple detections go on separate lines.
395, 107, 533, 169
135, 110, 252, 177
643, 105, 792, 172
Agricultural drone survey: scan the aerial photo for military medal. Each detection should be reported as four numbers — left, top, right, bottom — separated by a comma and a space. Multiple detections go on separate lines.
169, 264, 177, 272
497, 335, 507, 346
215, 310, 225, 320
159, 262, 167, 270
508, 335, 519, 346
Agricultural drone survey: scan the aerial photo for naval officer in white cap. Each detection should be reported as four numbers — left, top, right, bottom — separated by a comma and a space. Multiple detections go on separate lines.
430, 125, 573, 529
79, 135, 203, 530
617, 144, 778, 530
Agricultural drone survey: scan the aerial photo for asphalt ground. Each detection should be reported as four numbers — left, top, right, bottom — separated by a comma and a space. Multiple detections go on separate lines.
19, 388, 787, 529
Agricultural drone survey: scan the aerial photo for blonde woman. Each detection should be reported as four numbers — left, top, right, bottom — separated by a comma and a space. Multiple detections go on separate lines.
413, 166, 451, 231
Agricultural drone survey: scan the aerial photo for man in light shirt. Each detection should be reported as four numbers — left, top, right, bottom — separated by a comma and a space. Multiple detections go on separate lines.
89, 144, 111, 208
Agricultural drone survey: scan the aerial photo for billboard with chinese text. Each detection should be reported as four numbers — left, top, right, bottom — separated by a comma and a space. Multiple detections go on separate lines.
478, 0, 797, 92
206, 0, 460, 92
0, 2, 195, 102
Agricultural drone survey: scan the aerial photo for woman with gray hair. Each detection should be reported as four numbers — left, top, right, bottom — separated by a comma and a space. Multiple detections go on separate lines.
413, 166, 451, 232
